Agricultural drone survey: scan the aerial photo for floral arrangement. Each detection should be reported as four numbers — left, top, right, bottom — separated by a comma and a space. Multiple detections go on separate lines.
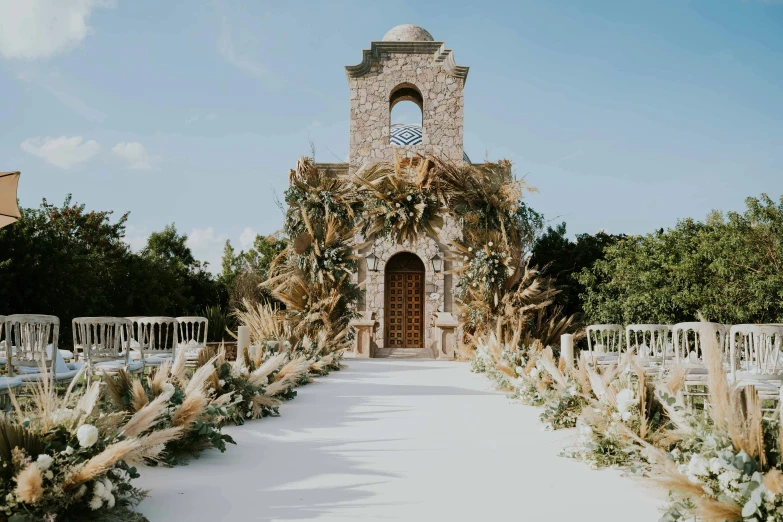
0, 325, 345, 520
470, 324, 783, 521
354, 158, 444, 245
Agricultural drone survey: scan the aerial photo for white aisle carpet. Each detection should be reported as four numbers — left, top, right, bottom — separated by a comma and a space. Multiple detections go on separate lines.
137, 359, 664, 521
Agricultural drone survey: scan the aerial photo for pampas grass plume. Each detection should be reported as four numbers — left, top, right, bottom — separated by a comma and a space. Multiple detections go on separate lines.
14, 463, 44, 504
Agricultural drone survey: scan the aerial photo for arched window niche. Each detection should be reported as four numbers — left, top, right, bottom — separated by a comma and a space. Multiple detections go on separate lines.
389, 83, 424, 146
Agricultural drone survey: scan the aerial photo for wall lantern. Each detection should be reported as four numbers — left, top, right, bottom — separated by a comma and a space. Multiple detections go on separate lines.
365, 252, 380, 272
430, 253, 443, 273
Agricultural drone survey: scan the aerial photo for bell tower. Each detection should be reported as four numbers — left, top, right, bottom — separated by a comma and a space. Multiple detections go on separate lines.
345, 24, 469, 172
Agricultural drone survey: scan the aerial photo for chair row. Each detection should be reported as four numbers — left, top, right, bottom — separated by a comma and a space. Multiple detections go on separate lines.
0, 315, 209, 388
586, 322, 783, 380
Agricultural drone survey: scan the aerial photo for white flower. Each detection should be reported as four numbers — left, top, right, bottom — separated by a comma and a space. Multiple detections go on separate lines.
64, 445, 74, 455
709, 457, 725, 474
106, 493, 115, 509
578, 424, 593, 436
687, 454, 710, 477
615, 389, 635, 415
76, 424, 99, 448
160, 382, 176, 401
36, 454, 53, 471
621, 411, 632, 422
218, 379, 226, 387
89, 494, 103, 510
395, 203, 401, 208
406, 195, 412, 201
102, 478, 113, 496
488, 241, 493, 247
93, 480, 105, 499
408, 212, 413, 217
51, 408, 75, 424
468, 247, 473, 252
45, 470, 53, 480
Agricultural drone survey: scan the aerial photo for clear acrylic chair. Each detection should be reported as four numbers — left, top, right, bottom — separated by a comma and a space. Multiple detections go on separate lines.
73, 317, 143, 382
137, 317, 179, 367
4, 314, 78, 385
176, 316, 208, 368
586, 324, 624, 366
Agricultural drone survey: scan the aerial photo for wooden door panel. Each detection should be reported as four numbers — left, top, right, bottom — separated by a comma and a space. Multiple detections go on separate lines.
384, 260, 424, 348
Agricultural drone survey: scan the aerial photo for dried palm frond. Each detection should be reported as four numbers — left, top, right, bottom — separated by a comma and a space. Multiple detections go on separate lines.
104, 370, 136, 412
63, 438, 140, 491
0, 423, 46, 479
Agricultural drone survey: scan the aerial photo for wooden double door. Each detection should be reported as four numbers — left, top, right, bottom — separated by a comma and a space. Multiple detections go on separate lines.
384, 253, 425, 348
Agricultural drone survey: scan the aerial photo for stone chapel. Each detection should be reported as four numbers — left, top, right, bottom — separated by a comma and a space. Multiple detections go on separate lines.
317, 24, 469, 358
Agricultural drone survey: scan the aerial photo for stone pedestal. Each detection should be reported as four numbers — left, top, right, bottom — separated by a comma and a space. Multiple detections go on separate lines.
433, 312, 459, 360
351, 311, 378, 358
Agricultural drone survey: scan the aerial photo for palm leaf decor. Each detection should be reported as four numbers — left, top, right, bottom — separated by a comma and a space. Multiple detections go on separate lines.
353, 153, 444, 245
0, 422, 46, 479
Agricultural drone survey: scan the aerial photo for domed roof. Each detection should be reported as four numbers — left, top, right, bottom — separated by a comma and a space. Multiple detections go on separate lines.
382, 25, 434, 42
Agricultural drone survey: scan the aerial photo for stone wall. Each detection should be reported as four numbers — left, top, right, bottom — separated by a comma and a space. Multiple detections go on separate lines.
359, 215, 462, 350
347, 47, 466, 173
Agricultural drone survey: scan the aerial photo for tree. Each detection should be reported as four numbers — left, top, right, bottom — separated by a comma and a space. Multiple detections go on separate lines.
530, 223, 624, 320
576, 194, 783, 325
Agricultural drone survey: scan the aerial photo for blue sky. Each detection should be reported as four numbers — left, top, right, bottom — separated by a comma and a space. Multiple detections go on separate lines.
1, 0, 781, 271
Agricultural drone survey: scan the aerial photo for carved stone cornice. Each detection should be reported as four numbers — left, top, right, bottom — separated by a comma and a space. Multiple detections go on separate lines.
345, 42, 469, 82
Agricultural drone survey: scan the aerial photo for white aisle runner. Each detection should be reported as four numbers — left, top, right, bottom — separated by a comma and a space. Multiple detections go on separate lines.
137, 359, 663, 521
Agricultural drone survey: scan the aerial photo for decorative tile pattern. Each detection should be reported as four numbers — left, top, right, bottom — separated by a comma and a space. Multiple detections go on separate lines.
390, 124, 423, 146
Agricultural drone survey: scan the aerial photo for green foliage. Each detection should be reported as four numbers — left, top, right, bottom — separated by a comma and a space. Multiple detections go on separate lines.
0, 197, 227, 347
530, 222, 624, 320
577, 194, 783, 325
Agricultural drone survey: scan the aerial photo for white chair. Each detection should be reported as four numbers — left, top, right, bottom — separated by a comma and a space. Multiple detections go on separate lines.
73, 317, 143, 381
120, 317, 146, 362
0, 315, 6, 370
586, 324, 624, 365
177, 316, 208, 368
625, 324, 671, 367
672, 322, 729, 406
137, 317, 179, 367
672, 322, 729, 368
729, 324, 783, 401
4, 314, 79, 384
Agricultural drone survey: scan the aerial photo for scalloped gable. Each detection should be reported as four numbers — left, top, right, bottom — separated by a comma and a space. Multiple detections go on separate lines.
345, 41, 469, 83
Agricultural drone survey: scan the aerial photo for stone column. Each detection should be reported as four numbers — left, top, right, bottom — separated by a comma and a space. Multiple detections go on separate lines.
350, 311, 378, 358
433, 312, 459, 360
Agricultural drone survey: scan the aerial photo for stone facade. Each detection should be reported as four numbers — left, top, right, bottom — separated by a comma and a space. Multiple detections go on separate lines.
341, 25, 469, 356
346, 39, 469, 173
357, 215, 462, 351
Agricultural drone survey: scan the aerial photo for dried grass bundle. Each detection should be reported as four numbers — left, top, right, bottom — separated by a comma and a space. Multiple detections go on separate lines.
121, 395, 168, 438
171, 391, 207, 428
63, 438, 140, 491
248, 352, 287, 388
124, 427, 185, 466
131, 379, 149, 412
14, 463, 43, 504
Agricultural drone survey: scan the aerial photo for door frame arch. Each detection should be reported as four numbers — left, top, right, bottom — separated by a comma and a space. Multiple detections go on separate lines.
384, 252, 425, 348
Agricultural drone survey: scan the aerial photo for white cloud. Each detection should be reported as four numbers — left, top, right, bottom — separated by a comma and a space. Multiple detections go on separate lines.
20, 135, 99, 169
123, 224, 148, 251
187, 227, 227, 274
0, 0, 114, 60
205, 112, 218, 121
239, 227, 257, 249
217, 11, 265, 78
112, 141, 152, 170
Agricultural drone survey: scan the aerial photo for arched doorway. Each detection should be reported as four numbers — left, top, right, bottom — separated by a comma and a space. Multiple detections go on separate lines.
384, 252, 425, 348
